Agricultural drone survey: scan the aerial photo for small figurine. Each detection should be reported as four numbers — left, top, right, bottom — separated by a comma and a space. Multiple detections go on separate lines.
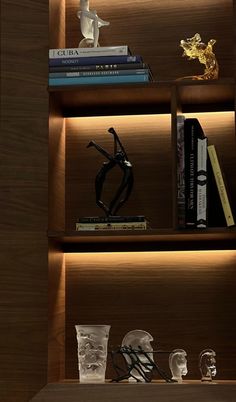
87, 127, 134, 217
199, 349, 217, 382
77, 0, 110, 47
169, 349, 188, 383
179, 33, 219, 80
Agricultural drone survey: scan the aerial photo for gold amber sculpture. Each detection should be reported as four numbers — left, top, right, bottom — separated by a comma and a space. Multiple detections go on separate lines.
179, 33, 219, 80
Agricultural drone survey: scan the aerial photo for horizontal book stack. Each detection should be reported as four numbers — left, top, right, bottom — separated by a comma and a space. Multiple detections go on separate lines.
176, 116, 235, 229
76, 215, 149, 231
48, 46, 153, 86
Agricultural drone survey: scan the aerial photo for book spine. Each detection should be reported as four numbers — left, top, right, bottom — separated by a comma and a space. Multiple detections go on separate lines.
76, 222, 147, 231
49, 62, 146, 72
49, 68, 150, 78
49, 46, 129, 58
184, 119, 198, 227
197, 137, 207, 228
176, 115, 185, 228
49, 55, 142, 67
48, 74, 150, 86
207, 145, 235, 227
78, 216, 146, 223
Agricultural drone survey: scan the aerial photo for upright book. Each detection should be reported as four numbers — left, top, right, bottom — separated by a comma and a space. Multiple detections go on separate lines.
196, 122, 207, 228
176, 115, 185, 228
184, 118, 207, 228
207, 145, 235, 227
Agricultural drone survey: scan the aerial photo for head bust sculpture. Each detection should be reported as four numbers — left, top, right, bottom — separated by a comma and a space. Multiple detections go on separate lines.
169, 349, 188, 383
121, 329, 154, 382
199, 349, 216, 382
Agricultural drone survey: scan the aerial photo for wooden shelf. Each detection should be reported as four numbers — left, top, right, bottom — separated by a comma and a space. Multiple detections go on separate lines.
31, 380, 236, 402
48, 227, 236, 252
49, 79, 235, 117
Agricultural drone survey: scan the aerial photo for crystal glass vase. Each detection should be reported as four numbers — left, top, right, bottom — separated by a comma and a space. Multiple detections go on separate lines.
75, 324, 111, 383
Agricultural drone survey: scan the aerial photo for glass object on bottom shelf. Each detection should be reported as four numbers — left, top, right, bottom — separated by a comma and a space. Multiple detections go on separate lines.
168, 349, 188, 383
75, 324, 111, 383
121, 329, 154, 382
199, 348, 217, 382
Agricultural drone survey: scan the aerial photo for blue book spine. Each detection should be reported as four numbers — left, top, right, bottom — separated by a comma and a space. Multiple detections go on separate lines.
49, 74, 150, 86
49, 55, 142, 67
49, 69, 150, 78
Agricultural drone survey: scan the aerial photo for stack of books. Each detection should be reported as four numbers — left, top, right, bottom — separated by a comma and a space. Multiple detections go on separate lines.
48, 46, 153, 86
76, 215, 149, 231
176, 115, 235, 229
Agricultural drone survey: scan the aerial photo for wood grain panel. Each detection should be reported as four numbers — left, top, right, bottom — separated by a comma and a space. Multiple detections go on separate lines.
66, 0, 234, 80
65, 250, 236, 380
31, 382, 236, 402
0, 0, 49, 401
0, 233, 48, 402
50, 0, 65, 49
48, 241, 65, 382
65, 115, 172, 230
49, 97, 65, 231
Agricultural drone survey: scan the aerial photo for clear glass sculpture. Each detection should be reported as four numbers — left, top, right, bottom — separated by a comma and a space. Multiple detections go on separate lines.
199, 349, 216, 382
121, 329, 154, 382
75, 324, 110, 383
179, 33, 219, 80
77, 0, 110, 47
169, 349, 188, 383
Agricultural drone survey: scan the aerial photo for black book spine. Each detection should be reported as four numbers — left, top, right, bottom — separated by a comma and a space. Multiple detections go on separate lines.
184, 119, 198, 227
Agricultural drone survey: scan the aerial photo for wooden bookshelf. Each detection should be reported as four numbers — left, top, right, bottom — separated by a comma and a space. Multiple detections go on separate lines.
1, 1, 236, 402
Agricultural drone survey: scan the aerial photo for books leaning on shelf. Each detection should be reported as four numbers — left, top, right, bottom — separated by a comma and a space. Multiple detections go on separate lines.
48, 46, 153, 86
176, 116, 235, 229
207, 145, 235, 227
76, 216, 149, 231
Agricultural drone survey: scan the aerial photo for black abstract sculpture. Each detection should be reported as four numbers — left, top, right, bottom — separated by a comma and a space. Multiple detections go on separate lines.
110, 346, 176, 383
87, 127, 134, 217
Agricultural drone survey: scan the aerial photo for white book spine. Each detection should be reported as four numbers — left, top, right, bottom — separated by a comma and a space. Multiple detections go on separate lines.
197, 137, 207, 228
49, 46, 129, 58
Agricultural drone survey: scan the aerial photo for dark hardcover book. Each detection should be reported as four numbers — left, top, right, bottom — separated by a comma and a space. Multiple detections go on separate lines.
49, 55, 143, 67
184, 119, 198, 227
49, 68, 150, 78
176, 115, 185, 228
184, 118, 207, 229
48, 74, 150, 86
49, 62, 147, 72
78, 215, 146, 223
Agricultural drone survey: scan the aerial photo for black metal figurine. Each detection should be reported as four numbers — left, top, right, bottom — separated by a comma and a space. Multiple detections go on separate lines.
110, 346, 176, 383
87, 127, 134, 216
